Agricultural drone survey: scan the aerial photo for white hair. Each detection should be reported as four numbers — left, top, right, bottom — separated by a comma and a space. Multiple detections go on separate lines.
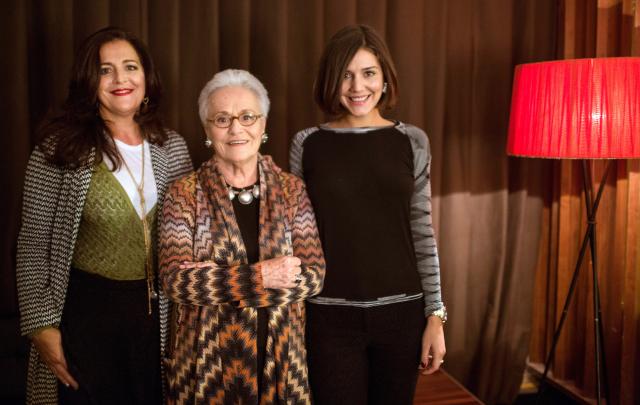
198, 69, 270, 124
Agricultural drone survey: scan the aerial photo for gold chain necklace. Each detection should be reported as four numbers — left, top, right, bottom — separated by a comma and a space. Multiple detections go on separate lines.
120, 140, 157, 315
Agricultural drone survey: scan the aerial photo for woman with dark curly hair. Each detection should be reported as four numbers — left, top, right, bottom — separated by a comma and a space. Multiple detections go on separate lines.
16, 27, 192, 404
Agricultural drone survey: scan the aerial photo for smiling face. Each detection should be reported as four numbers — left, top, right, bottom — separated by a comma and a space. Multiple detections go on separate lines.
205, 86, 266, 170
339, 48, 385, 123
97, 40, 146, 122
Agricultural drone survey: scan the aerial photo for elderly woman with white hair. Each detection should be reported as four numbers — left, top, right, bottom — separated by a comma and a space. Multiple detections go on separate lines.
158, 69, 325, 404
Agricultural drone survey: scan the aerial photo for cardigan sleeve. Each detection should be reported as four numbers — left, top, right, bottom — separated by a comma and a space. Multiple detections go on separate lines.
165, 131, 193, 182
285, 182, 325, 298
402, 124, 444, 316
16, 147, 64, 336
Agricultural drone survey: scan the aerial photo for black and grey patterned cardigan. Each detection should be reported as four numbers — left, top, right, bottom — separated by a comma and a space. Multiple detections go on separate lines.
16, 131, 193, 405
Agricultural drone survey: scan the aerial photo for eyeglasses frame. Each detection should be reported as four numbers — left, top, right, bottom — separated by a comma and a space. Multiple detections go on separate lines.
206, 111, 264, 129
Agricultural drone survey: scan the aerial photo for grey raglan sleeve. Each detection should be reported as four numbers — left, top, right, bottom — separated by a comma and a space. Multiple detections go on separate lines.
403, 124, 444, 316
289, 127, 319, 178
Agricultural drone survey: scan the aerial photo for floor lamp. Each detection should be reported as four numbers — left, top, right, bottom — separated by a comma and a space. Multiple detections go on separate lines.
505, 57, 640, 404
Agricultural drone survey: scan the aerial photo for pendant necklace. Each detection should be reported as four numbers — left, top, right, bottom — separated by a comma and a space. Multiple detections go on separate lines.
227, 182, 260, 205
120, 140, 158, 315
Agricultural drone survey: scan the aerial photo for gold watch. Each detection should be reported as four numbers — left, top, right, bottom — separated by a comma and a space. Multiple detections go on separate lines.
429, 305, 447, 324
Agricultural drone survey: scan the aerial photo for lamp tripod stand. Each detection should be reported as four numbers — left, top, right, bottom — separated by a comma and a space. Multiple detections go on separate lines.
536, 160, 613, 405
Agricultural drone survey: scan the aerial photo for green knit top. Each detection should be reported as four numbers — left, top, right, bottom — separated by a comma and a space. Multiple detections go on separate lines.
71, 162, 157, 280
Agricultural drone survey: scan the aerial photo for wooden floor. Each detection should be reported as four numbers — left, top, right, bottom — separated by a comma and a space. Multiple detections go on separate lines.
414, 369, 484, 404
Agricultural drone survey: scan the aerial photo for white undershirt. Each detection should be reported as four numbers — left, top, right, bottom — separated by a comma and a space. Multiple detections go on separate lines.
104, 139, 157, 218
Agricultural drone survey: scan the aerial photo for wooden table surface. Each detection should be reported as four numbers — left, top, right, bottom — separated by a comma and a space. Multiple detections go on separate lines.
414, 369, 484, 405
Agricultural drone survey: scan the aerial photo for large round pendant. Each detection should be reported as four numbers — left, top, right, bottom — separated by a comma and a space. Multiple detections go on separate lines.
238, 189, 254, 205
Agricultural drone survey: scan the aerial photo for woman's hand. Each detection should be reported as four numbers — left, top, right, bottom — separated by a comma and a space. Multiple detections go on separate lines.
418, 316, 446, 375
260, 256, 302, 288
31, 328, 79, 389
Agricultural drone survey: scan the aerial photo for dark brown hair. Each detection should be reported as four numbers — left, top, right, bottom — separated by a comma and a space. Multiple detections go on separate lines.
313, 24, 398, 116
38, 26, 167, 169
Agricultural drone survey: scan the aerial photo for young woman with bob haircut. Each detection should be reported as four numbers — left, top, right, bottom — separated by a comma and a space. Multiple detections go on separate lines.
290, 24, 446, 405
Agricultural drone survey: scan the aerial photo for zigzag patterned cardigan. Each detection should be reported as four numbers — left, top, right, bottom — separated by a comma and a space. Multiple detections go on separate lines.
16, 132, 193, 405
159, 155, 325, 405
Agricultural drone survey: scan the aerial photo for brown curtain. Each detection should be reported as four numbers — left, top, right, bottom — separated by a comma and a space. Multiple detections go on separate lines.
528, 1, 640, 404
1, 1, 559, 403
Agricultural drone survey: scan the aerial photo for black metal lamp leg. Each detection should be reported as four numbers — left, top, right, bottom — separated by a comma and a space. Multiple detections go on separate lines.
595, 277, 611, 402
536, 211, 593, 404
583, 160, 613, 405
535, 160, 613, 405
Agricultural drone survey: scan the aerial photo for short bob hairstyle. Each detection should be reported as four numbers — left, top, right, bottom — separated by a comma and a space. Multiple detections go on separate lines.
314, 24, 398, 116
198, 69, 270, 125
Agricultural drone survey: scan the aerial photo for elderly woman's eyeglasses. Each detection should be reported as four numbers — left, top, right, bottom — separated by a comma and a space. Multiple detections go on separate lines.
207, 111, 263, 128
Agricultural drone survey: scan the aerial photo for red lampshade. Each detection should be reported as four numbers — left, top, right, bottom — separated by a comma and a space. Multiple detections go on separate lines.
507, 57, 640, 159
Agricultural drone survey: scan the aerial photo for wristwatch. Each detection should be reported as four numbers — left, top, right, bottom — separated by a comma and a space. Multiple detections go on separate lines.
429, 305, 447, 324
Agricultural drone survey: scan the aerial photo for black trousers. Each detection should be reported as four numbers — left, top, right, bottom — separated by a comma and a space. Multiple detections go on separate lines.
58, 269, 161, 405
306, 299, 426, 405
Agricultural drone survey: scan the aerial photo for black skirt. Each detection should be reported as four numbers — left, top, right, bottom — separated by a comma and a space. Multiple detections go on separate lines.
58, 268, 161, 405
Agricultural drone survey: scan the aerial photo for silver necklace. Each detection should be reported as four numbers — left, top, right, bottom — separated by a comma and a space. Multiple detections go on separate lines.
227, 183, 260, 205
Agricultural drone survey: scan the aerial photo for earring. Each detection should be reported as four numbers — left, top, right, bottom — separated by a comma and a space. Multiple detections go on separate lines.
142, 96, 149, 105
261, 133, 269, 144
382, 82, 388, 94
204, 138, 212, 148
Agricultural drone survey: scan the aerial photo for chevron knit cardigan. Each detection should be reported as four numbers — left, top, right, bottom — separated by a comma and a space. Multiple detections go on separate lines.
159, 155, 325, 405
16, 132, 193, 405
